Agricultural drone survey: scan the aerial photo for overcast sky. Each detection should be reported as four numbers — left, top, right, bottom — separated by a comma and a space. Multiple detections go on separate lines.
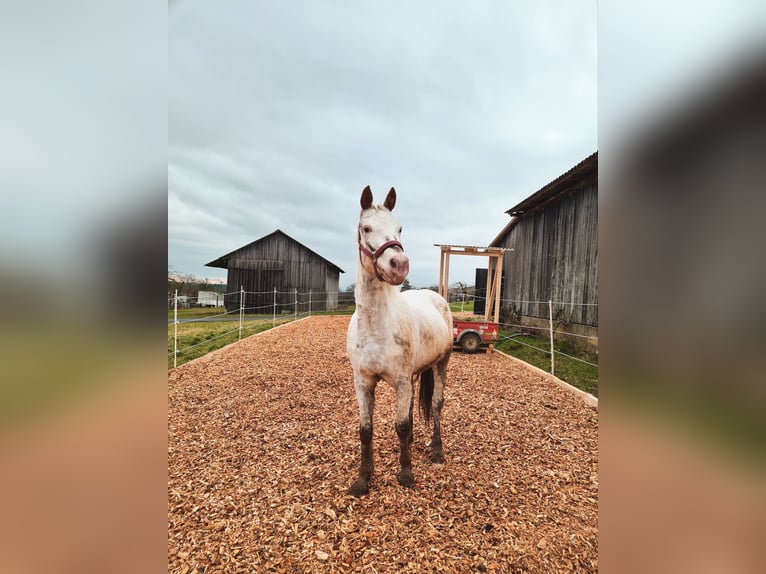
169, 1, 597, 289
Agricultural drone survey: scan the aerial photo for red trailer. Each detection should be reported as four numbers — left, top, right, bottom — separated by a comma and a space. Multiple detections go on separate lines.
453, 320, 499, 353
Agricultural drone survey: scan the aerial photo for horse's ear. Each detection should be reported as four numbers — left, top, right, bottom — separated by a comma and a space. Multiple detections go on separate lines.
384, 187, 396, 211
360, 186, 373, 210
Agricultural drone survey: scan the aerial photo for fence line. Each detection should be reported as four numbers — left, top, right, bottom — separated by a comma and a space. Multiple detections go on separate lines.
549, 300, 555, 376
173, 289, 178, 368
168, 289, 602, 313
448, 291, 598, 308
555, 349, 599, 368
169, 288, 598, 375
168, 326, 240, 356
496, 320, 598, 341
169, 288, 597, 308
176, 308, 237, 323
493, 321, 598, 369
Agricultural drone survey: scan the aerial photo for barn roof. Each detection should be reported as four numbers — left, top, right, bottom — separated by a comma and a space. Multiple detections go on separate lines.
205, 229, 344, 274
506, 151, 597, 217
490, 152, 597, 247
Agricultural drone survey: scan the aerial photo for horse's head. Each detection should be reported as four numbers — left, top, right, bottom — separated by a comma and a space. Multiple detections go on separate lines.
357, 186, 410, 285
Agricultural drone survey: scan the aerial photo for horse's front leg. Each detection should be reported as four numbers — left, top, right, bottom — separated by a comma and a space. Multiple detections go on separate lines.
349, 374, 376, 497
395, 375, 415, 487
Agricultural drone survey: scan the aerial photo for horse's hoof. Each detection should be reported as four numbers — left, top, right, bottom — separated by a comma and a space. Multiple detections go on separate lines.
348, 478, 369, 497
397, 469, 415, 488
431, 452, 445, 465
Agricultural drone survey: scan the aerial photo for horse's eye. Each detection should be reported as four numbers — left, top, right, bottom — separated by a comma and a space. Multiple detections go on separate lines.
363, 226, 372, 233
398, 227, 402, 234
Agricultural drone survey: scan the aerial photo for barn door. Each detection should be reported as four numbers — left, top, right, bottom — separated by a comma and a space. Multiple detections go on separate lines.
474, 266, 504, 319
262, 270, 284, 313
474, 268, 488, 315
240, 269, 283, 314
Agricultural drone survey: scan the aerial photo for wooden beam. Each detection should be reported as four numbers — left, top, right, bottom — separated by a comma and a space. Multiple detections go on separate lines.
433, 244, 511, 315
485, 256, 496, 322
493, 253, 503, 323
438, 248, 445, 298
443, 250, 451, 299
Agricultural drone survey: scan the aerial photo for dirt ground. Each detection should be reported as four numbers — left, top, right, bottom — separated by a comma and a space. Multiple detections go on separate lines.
168, 315, 598, 573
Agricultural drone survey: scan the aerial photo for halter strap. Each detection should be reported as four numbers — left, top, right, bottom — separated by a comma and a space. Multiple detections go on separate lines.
357, 228, 404, 283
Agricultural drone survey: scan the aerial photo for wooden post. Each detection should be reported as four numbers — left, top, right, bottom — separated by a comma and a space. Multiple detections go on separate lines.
239, 286, 244, 340
493, 252, 503, 324
485, 256, 496, 322
443, 250, 451, 301
438, 247, 445, 298
549, 299, 555, 376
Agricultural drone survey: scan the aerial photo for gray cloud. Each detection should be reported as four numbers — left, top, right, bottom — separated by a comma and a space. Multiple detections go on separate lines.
169, 0, 597, 287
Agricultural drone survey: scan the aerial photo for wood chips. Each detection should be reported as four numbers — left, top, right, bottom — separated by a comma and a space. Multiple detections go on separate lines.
168, 316, 598, 573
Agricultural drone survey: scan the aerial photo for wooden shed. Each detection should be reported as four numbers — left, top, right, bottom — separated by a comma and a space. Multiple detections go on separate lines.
205, 230, 344, 314
490, 152, 598, 349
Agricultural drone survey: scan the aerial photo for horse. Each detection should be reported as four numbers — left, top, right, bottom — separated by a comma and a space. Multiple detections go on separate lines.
346, 185, 453, 497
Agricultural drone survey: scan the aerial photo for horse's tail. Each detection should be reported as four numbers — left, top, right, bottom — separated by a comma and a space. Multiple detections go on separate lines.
419, 368, 434, 424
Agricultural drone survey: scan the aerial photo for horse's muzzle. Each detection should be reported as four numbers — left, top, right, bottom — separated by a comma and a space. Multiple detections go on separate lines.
385, 251, 410, 285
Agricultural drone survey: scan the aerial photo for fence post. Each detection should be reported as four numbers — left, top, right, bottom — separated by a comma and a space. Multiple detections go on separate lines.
549, 299, 555, 376
273, 287, 277, 328
173, 289, 178, 368
239, 286, 244, 340
294, 288, 298, 321
309, 290, 312, 316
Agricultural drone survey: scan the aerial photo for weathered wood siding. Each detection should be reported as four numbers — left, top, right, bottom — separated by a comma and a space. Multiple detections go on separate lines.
223, 233, 339, 313
497, 184, 598, 326
325, 269, 339, 308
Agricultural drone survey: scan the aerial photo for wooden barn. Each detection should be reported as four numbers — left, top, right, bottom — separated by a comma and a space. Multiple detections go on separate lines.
205, 230, 344, 314
490, 152, 598, 349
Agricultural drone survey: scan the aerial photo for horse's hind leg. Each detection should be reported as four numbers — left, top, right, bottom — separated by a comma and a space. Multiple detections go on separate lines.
407, 375, 416, 445
395, 375, 415, 488
430, 355, 449, 464
349, 376, 376, 497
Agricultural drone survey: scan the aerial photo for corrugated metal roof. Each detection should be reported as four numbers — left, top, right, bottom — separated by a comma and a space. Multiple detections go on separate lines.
433, 244, 512, 252
505, 151, 597, 217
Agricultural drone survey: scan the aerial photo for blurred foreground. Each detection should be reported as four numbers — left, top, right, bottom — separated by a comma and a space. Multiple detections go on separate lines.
600, 3, 766, 571
0, 1, 764, 573
0, 1, 167, 572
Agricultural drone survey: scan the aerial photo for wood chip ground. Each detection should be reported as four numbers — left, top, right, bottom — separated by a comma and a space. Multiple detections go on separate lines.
168, 316, 598, 573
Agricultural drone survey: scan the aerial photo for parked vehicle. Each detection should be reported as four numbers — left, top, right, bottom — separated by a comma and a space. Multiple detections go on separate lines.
453, 320, 498, 353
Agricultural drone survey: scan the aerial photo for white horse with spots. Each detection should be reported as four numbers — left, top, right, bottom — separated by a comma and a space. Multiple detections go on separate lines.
346, 186, 452, 497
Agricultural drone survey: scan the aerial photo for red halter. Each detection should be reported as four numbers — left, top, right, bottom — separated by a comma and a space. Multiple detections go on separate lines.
357, 227, 404, 283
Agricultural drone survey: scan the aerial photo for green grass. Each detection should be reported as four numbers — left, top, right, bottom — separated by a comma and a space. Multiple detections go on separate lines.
168, 307, 233, 320
168, 306, 357, 369
449, 300, 475, 313
494, 332, 598, 397
169, 318, 290, 368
